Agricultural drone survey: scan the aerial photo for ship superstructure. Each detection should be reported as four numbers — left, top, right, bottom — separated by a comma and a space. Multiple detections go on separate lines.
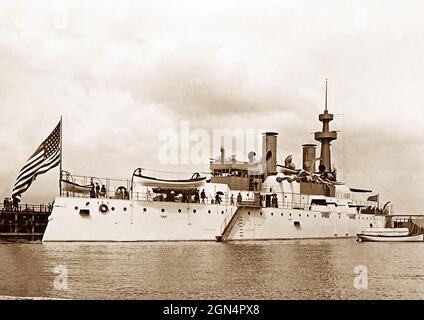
43, 84, 389, 242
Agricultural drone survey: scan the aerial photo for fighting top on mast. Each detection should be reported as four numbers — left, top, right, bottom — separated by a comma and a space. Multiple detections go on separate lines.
314, 79, 337, 175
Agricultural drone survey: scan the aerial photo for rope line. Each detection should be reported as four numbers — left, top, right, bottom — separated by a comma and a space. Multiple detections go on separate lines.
332, 149, 418, 213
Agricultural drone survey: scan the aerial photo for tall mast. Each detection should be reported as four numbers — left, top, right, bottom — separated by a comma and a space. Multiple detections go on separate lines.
325, 78, 328, 112
314, 79, 337, 174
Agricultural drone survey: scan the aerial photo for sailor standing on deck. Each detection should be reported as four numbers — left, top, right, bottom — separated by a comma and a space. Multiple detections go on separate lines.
95, 183, 100, 198
215, 193, 221, 205
169, 189, 175, 202
200, 189, 206, 204
194, 189, 200, 203
237, 192, 242, 205
100, 185, 106, 198
90, 179, 95, 198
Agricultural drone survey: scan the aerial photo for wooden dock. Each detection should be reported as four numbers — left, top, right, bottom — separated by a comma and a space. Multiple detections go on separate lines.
385, 215, 424, 234
0, 204, 51, 241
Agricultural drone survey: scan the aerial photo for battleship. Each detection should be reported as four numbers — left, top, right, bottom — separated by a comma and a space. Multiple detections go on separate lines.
41, 85, 390, 242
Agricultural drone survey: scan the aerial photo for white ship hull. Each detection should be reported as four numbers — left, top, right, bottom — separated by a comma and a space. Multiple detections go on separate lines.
43, 197, 386, 241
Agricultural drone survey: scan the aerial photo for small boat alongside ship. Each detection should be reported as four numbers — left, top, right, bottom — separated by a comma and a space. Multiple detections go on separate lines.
357, 228, 424, 242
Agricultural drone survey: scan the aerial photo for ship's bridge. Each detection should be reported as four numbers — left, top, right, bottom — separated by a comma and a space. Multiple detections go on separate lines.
209, 158, 263, 192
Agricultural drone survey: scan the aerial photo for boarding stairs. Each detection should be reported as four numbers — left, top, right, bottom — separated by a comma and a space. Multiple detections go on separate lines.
215, 201, 261, 242
410, 218, 424, 234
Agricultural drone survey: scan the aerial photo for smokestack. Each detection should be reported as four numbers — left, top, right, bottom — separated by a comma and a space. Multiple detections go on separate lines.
262, 132, 278, 177
220, 146, 225, 163
302, 144, 316, 173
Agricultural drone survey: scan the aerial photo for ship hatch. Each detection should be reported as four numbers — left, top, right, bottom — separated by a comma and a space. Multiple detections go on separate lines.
79, 209, 90, 216
311, 199, 327, 206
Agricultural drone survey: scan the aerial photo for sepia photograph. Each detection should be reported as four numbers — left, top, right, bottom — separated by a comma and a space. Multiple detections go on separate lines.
0, 0, 423, 310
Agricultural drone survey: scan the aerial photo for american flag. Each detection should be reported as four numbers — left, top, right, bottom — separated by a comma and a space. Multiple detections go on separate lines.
12, 120, 61, 200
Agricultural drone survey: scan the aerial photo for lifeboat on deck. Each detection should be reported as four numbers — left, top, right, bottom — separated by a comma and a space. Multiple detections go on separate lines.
61, 179, 92, 195
133, 172, 206, 190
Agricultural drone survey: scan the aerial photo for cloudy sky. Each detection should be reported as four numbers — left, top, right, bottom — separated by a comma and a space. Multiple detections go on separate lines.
0, 0, 423, 213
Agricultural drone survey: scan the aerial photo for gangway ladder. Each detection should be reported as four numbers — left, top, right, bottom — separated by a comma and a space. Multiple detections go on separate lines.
409, 218, 424, 235
215, 206, 244, 242
216, 203, 264, 242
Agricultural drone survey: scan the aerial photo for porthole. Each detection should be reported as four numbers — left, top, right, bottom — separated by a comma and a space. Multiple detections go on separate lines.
208, 210, 211, 214
248, 212, 250, 215
111, 207, 115, 211
271, 212, 273, 216
260, 212, 263, 216
193, 209, 196, 213
178, 209, 181, 213
123, 207, 127, 212
143, 208, 147, 212
299, 214, 301, 217
221, 211, 224, 214
281, 213, 283, 216
99, 204, 109, 213
307, 214, 309, 217
74, 206, 78, 211
161, 208, 165, 213
289, 213, 292, 216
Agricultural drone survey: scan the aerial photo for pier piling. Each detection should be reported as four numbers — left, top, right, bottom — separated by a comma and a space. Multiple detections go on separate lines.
0, 204, 51, 241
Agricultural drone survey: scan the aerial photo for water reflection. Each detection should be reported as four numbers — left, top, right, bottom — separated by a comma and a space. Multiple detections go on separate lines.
0, 239, 423, 299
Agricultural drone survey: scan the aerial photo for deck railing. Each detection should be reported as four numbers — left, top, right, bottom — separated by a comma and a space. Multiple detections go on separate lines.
58, 191, 372, 214
0, 203, 52, 213
59, 173, 386, 213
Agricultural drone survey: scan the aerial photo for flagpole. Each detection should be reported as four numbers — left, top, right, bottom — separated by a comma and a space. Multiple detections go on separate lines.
59, 116, 63, 197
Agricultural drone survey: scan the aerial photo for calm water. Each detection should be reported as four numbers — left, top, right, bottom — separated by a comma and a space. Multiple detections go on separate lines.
0, 239, 423, 300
